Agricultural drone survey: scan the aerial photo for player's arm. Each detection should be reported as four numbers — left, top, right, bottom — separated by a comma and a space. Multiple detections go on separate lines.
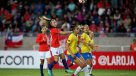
60, 31, 72, 35
66, 35, 76, 59
66, 43, 76, 59
36, 35, 46, 44
80, 34, 93, 48
90, 40, 98, 51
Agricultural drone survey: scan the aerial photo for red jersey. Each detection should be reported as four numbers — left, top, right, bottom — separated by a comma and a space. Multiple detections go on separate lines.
130, 43, 136, 52
36, 34, 49, 52
50, 28, 61, 48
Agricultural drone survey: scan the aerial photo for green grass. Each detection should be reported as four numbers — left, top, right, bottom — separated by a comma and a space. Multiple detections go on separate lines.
0, 69, 136, 76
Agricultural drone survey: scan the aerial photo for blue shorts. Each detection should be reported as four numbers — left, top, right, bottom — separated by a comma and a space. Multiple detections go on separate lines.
81, 53, 93, 60
67, 53, 81, 62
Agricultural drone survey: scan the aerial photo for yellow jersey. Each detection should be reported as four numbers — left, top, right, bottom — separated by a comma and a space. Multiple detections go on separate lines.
81, 32, 94, 53
67, 33, 78, 55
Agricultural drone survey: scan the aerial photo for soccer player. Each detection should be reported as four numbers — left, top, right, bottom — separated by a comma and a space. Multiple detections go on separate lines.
35, 26, 53, 76
130, 39, 136, 52
80, 25, 97, 76
66, 25, 90, 76
39, 16, 74, 75
49, 19, 74, 74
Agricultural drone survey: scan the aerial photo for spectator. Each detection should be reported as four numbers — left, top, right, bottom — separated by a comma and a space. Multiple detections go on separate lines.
68, 0, 76, 12
0, 0, 135, 35
89, 21, 97, 32
130, 39, 136, 52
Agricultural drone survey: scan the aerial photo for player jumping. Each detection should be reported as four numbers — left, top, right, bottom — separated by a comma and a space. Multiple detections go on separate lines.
39, 16, 74, 76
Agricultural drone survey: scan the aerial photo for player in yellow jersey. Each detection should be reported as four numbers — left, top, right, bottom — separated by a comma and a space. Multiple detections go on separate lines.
80, 25, 97, 76
66, 25, 90, 76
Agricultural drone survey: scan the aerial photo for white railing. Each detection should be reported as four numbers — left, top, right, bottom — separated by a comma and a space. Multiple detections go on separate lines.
33, 44, 130, 52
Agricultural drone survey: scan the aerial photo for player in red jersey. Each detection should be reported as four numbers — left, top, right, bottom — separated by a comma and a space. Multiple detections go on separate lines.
49, 19, 74, 74
39, 16, 73, 75
130, 39, 136, 52
36, 26, 53, 76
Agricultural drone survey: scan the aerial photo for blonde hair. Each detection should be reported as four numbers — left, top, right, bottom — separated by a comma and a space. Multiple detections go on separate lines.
39, 16, 51, 27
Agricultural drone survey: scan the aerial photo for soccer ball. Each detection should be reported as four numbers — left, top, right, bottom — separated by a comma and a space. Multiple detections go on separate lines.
79, 0, 86, 3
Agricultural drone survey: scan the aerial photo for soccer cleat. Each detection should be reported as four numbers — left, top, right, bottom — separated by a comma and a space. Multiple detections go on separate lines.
48, 70, 54, 76
65, 69, 74, 74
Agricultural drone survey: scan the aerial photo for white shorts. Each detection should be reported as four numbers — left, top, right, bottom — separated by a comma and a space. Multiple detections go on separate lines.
39, 51, 51, 59
50, 46, 64, 56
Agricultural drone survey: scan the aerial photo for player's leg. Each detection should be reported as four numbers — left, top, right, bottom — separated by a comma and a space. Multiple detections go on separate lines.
59, 47, 74, 74
85, 53, 94, 76
86, 59, 94, 76
45, 51, 54, 76
78, 56, 91, 76
68, 53, 87, 76
40, 59, 44, 76
49, 47, 60, 68
82, 53, 94, 76
39, 52, 45, 76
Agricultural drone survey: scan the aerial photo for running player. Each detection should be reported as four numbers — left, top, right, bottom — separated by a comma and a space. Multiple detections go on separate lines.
66, 25, 90, 76
80, 25, 97, 76
35, 26, 52, 76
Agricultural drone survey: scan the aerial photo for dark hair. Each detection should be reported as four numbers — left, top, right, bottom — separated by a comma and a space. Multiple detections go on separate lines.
71, 25, 78, 31
48, 19, 57, 29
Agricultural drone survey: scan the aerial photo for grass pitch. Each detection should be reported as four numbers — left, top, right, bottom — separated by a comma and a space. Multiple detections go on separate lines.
0, 69, 136, 76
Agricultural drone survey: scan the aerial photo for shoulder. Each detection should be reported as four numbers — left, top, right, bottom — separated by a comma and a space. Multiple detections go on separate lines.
81, 33, 87, 37
81, 33, 86, 36
50, 28, 59, 32
68, 33, 74, 38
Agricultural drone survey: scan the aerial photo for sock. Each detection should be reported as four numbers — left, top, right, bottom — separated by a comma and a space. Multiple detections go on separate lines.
89, 66, 92, 74
50, 61, 57, 68
86, 65, 92, 74
62, 59, 69, 69
52, 61, 57, 65
74, 66, 82, 75
48, 63, 53, 70
82, 66, 89, 72
40, 64, 44, 76
83, 66, 90, 76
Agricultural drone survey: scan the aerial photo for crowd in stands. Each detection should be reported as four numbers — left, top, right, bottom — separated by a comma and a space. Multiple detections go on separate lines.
0, 0, 136, 34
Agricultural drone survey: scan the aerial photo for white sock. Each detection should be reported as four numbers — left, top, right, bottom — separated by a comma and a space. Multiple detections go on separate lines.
82, 66, 90, 76
74, 66, 82, 75
87, 65, 92, 74
82, 66, 89, 72
89, 66, 92, 74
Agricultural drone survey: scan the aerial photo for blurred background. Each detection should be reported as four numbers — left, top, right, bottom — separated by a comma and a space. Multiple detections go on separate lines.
0, 0, 136, 51
0, 0, 136, 76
